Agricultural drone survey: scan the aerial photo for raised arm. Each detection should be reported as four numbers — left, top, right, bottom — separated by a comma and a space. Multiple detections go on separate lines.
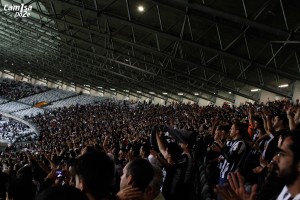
211, 118, 219, 136
248, 107, 254, 127
155, 130, 168, 159
102, 135, 110, 153
287, 106, 296, 131
261, 109, 272, 135
294, 108, 300, 124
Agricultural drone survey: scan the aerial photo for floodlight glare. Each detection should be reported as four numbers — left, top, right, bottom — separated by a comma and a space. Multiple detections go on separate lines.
278, 84, 288, 88
137, 5, 144, 12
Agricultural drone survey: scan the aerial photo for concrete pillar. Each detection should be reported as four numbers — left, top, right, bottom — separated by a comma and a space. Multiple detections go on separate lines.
292, 81, 300, 103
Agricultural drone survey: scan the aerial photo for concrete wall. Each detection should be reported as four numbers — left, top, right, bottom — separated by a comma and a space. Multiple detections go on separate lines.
198, 98, 209, 106
47, 81, 60, 89
90, 89, 103, 97
260, 90, 282, 102
2, 73, 14, 79
116, 93, 127, 101
153, 97, 161, 104
14, 74, 22, 81
129, 95, 139, 103
61, 84, 75, 92
182, 98, 196, 104
235, 95, 249, 106
292, 81, 300, 103
2, 70, 300, 106
215, 98, 224, 107
35, 80, 47, 86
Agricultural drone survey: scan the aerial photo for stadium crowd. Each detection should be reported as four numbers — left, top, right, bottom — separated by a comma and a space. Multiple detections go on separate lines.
0, 98, 300, 200
0, 79, 48, 100
0, 116, 35, 144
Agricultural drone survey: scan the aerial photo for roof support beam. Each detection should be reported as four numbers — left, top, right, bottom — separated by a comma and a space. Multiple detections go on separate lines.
154, 0, 298, 40
5, 4, 286, 100
0, 1, 293, 100
46, 0, 300, 81
0, 13, 234, 101
0, 31, 182, 102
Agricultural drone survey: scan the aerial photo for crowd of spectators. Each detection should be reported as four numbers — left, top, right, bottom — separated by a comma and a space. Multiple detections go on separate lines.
0, 115, 36, 144
0, 79, 49, 100
0, 98, 300, 200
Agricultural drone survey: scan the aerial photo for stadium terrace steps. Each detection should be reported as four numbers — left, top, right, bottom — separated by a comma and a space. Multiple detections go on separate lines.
18, 89, 77, 105
45, 95, 105, 109
0, 102, 31, 113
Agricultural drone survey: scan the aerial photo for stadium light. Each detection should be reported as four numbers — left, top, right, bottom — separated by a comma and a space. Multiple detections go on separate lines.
251, 89, 261, 92
137, 5, 144, 12
278, 84, 288, 88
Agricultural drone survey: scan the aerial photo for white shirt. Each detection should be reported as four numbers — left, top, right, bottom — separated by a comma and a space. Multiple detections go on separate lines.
277, 186, 300, 200
148, 154, 162, 168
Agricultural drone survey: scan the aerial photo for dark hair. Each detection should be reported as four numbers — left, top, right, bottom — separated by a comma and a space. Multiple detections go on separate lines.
83, 146, 94, 154
36, 185, 88, 200
7, 178, 36, 200
141, 144, 150, 157
216, 125, 225, 131
125, 158, 154, 192
288, 129, 300, 165
232, 122, 250, 140
223, 125, 231, 134
232, 122, 246, 133
16, 165, 33, 181
74, 151, 115, 199
275, 113, 289, 125
167, 142, 182, 162
253, 117, 263, 127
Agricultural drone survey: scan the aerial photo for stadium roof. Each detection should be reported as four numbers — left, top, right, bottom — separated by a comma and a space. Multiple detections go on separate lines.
0, 0, 300, 103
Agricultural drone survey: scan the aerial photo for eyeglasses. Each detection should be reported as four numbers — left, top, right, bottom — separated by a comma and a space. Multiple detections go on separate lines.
276, 151, 287, 157
276, 152, 283, 157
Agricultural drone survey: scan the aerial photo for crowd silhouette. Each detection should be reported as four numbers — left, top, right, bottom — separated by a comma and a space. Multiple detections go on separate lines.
0, 81, 300, 200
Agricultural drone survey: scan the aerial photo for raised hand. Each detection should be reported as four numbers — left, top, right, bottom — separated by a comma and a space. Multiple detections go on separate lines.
116, 187, 143, 200
215, 183, 242, 200
214, 172, 257, 200
294, 108, 300, 123
228, 172, 257, 200
285, 105, 296, 116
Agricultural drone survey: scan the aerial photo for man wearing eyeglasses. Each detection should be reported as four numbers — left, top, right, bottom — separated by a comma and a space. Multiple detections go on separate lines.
214, 129, 300, 200
274, 132, 300, 200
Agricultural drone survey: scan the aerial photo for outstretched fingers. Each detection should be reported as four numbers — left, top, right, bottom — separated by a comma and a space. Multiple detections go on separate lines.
249, 184, 258, 200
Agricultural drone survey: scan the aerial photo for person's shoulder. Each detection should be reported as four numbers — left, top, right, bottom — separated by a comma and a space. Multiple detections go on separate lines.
153, 192, 165, 200
294, 194, 300, 200
177, 153, 189, 164
276, 129, 290, 136
276, 186, 289, 200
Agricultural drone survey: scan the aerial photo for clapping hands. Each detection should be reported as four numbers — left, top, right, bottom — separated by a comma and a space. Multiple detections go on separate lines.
214, 172, 257, 200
